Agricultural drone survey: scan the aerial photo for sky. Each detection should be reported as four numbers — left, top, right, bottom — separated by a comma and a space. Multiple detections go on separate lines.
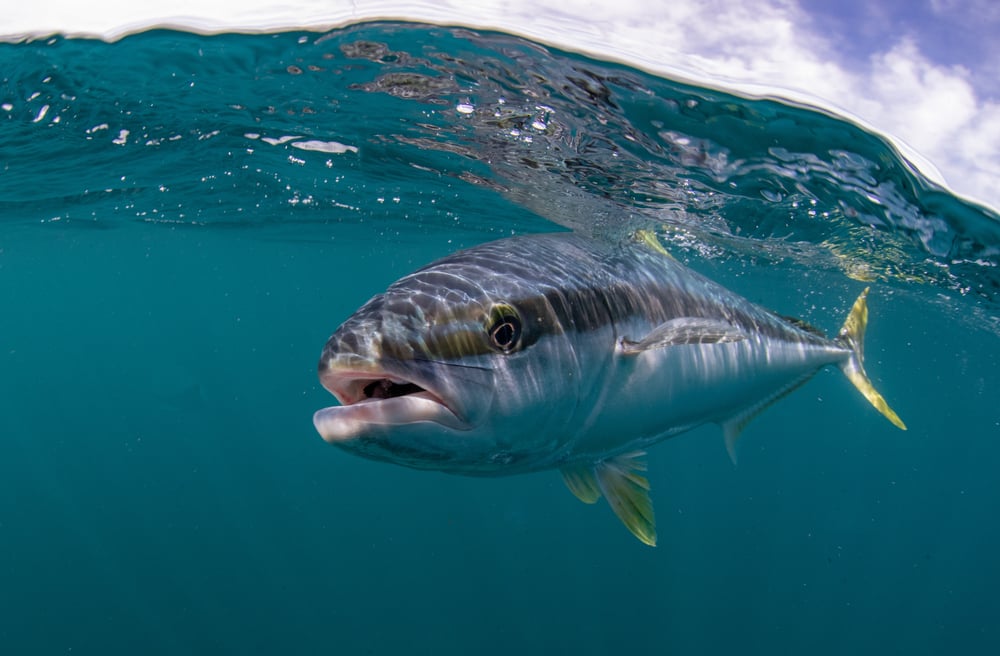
5, 0, 999, 212
800, 0, 999, 95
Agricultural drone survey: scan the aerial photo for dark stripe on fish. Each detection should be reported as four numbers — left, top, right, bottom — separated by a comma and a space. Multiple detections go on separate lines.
414, 234, 830, 348
323, 233, 833, 368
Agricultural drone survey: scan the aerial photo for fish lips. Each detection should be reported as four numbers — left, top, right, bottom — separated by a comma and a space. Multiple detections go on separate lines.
313, 364, 480, 444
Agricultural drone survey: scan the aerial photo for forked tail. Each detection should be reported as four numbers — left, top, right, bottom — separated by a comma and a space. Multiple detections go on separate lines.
836, 288, 907, 430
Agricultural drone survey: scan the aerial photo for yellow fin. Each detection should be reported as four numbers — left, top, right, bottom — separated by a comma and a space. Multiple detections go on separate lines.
633, 229, 674, 259
837, 288, 907, 430
595, 452, 657, 547
560, 465, 602, 504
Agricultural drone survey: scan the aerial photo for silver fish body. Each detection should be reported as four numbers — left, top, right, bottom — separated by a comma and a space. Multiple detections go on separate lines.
314, 232, 905, 545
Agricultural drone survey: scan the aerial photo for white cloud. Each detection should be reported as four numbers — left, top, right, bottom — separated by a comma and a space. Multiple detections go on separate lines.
863, 40, 992, 180
530, 0, 1000, 209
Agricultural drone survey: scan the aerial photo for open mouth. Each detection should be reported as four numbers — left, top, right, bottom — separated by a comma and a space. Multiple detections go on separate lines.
324, 372, 440, 406
362, 378, 426, 401
313, 370, 468, 443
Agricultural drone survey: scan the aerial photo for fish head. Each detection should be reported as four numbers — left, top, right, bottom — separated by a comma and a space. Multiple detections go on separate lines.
313, 256, 588, 473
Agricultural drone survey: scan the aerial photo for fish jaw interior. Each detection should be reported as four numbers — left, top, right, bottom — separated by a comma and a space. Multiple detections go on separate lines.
314, 370, 469, 443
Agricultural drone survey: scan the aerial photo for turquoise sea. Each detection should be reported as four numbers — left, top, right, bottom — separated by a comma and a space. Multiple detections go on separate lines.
2, 22, 999, 654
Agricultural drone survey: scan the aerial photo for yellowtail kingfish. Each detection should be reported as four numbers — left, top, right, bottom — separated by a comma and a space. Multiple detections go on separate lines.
313, 232, 906, 546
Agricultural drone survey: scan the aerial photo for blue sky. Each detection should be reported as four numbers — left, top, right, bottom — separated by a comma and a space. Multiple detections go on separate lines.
800, 0, 1000, 96
5, 0, 999, 211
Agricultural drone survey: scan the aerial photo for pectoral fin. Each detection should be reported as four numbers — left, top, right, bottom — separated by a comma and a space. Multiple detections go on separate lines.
619, 318, 747, 354
598, 452, 657, 547
560, 465, 602, 504
561, 454, 657, 547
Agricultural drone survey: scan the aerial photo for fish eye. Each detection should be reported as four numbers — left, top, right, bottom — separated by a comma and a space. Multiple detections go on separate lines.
487, 304, 522, 353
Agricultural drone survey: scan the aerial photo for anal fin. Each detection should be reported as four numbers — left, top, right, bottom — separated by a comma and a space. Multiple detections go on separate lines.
720, 373, 815, 464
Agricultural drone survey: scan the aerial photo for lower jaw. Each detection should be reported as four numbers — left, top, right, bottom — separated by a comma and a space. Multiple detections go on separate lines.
313, 392, 468, 443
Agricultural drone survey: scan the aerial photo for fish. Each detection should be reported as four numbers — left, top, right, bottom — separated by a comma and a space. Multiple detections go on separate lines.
313, 231, 906, 546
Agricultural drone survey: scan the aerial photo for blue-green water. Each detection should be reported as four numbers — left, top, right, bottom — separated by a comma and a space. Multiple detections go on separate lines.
2, 22, 999, 654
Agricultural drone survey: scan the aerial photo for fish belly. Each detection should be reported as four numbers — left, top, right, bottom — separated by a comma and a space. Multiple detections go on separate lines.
570, 336, 846, 459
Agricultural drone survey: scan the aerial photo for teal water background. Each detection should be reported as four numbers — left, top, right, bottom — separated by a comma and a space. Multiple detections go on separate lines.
2, 23, 999, 654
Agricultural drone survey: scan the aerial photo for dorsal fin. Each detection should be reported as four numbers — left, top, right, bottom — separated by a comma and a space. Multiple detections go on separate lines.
778, 314, 827, 338
632, 229, 674, 259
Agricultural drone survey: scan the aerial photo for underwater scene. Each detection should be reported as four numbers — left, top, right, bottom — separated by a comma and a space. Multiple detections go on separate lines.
1, 22, 999, 654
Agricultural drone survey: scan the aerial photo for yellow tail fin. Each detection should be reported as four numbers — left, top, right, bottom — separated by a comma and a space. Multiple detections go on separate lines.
837, 288, 907, 430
